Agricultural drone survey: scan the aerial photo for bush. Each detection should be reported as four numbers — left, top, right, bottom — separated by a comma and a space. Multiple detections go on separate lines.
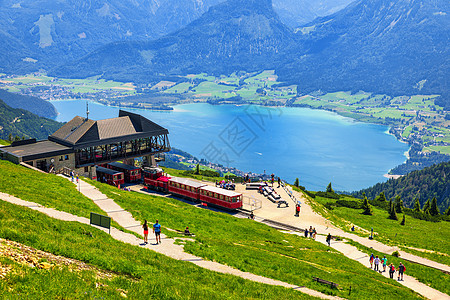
316, 191, 340, 199
392, 251, 400, 257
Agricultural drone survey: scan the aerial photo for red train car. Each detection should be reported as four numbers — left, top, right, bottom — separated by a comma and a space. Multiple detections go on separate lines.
107, 161, 141, 182
96, 166, 125, 187
143, 167, 170, 191
168, 177, 206, 201
142, 167, 243, 210
199, 185, 243, 210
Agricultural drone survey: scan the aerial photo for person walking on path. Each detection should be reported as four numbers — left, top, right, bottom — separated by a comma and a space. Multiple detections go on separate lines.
312, 228, 317, 239
382, 256, 387, 272
153, 219, 162, 244
326, 233, 332, 246
76, 173, 79, 183
369, 253, 375, 269
309, 226, 313, 238
271, 173, 275, 187
398, 262, 406, 281
304, 228, 308, 238
389, 264, 396, 279
295, 204, 300, 217
277, 177, 281, 188
142, 220, 149, 244
70, 171, 74, 182
374, 255, 380, 271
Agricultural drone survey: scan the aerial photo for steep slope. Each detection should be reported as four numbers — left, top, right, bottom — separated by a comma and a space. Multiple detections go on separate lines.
278, 0, 450, 102
0, 89, 57, 119
0, 99, 61, 140
53, 0, 296, 82
353, 161, 450, 212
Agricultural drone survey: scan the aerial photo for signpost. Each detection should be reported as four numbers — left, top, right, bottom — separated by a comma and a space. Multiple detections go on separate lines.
90, 212, 111, 234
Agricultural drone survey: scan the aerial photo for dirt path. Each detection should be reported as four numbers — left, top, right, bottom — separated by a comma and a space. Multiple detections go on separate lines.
0, 186, 340, 300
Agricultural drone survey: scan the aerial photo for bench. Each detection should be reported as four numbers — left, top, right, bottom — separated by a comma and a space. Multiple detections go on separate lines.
312, 277, 338, 289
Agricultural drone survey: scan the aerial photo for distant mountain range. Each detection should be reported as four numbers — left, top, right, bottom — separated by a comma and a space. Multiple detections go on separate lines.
353, 161, 450, 213
52, 0, 449, 108
279, 0, 450, 103
0, 0, 354, 74
53, 0, 296, 82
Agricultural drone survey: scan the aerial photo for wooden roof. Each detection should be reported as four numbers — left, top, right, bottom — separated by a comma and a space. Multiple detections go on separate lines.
49, 110, 169, 148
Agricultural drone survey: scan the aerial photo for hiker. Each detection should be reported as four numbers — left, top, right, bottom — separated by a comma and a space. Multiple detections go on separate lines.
309, 226, 313, 238
374, 255, 380, 271
76, 173, 79, 183
326, 233, 332, 246
351, 225, 355, 232
398, 262, 406, 281
153, 220, 162, 244
249, 211, 254, 220
382, 256, 387, 272
184, 227, 191, 235
312, 228, 317, 239
389, 264, 396, 279
142, 220, 149, 244
304, 228, 308, 238
277, 177, 281, 188
70, 171, 74, 182
295, 204, 300, 217
271, 173, 275, 187
369, 253, 375, 268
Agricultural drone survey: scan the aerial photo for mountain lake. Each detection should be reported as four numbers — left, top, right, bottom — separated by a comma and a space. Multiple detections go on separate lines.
50, 100, 409, 192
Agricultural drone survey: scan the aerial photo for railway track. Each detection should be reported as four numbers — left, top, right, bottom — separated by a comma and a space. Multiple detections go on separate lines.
235, 209, 305, 233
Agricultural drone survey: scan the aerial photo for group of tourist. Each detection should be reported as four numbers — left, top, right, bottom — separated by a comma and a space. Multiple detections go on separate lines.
216, 179, 235, 190
304, 226, 317, 239
70, 171, 79, 183
142, 219, 162, 244
369, 253, 406, 280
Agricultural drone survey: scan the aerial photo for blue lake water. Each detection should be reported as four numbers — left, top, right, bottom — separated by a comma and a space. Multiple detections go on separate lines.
50, 100, 409, 192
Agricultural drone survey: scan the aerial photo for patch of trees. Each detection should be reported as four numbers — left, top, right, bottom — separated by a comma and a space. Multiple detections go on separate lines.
0, 89, 57, 119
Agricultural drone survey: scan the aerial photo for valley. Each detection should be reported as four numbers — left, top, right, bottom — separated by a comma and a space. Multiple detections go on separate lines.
2, 70, 449, 176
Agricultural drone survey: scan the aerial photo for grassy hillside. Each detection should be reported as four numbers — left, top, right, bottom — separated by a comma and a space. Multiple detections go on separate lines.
310, 192, 450, 267
0, 201, 311, 299
0, 99, 61, 140
353, 161, 450, 212
0, 161, 103, 219
86, 179, 422, 299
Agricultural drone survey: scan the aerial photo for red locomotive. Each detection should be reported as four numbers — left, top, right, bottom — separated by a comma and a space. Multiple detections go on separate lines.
143, 167, 243, 210
107, 161, 141, 182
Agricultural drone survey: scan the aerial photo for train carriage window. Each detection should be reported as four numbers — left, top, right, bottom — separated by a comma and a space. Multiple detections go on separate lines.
220, 195, 223, 200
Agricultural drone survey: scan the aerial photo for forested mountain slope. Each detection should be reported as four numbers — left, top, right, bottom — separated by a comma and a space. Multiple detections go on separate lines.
353, 161, 450, 212
0, 99, 61, 140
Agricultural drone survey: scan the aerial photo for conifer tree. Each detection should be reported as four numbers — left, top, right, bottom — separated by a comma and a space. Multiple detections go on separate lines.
389, 200, 398, 220
429, 197, 440, 216
395, 195, 403, 213
423, 199, 431, 214
413, 198, 421, 212
400, 214, 406, 225
195, 164, 200, 175
378, 192, 387, 202
362, 196, 373, 215
445, 206, 450, 216
326, 182, 334, 193
294, 178, 299, 187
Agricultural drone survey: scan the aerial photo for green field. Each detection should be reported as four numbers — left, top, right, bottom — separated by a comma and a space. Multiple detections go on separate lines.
84, 179, 423, 299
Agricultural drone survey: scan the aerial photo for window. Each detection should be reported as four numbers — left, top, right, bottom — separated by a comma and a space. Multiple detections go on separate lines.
59, 156, 63, 161
84, 166, 89, 172
65, 155, 69, 160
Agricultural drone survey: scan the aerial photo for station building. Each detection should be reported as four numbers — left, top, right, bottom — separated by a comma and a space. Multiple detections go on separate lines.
0, 110, 170, 178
